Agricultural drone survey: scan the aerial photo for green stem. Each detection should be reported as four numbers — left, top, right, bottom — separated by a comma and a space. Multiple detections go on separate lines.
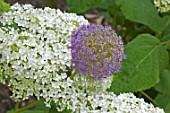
161, 39, 170, 45
70, 72, 77, 79
14, 98, 45, 113
140, 91, 159, 107
14, 102, 19, 111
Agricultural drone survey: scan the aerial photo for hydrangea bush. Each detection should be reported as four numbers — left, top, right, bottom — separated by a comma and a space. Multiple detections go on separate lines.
0, 3, 165, 113
154, 0, 170, 13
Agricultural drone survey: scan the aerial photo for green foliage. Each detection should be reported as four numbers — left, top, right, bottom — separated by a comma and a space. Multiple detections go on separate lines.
155, 94, 170, 108
66, 0, 105, 14
44, 0, 55, 8
108, 34, 161, 94
165, 103, 170, 113
0, 0, 10, 15
155, 66, 170, 95
34, 101, 49, 113
49, 103, 72, 113
117, 0, 165, 33
158, 47, 169, 74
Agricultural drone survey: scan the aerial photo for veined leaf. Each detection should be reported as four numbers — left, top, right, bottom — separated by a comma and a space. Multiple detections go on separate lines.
108, 34, 160, 94
118, 0, 165, 33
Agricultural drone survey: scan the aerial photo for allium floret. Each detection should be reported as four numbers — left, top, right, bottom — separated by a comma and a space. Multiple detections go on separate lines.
71, 24, 125, 79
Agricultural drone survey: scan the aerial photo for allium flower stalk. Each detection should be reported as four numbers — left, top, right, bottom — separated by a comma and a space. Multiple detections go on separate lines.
71, 25, 125, 79
154, 0, 170, 13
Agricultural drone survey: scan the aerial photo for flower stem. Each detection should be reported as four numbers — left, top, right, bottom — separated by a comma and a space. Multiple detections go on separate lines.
70, 72, 77, 79
14, 98, 45, 113
14, 102, 19, 111
140, 91, 159, 107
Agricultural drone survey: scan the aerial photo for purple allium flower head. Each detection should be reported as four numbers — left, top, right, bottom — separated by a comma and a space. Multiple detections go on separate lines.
71, 24, 126, 80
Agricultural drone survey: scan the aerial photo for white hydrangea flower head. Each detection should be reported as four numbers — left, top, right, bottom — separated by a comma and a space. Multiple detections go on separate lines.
48, 76, 164, 113
0, 3, 164, 113
154, 0, 170, 13
0, 3, 88, 100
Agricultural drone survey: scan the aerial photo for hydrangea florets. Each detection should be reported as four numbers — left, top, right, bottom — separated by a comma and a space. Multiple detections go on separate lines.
0, 3, 88, 100
154, 0, 170, 13
71, 24, 125, 79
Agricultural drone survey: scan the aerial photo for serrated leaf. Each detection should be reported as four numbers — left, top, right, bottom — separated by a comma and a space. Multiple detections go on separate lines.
108, 34, 160, 94
118, 0, 165, 33
155, 94, 170, 108
155, 67, 170, 95
66, 0, 105, 14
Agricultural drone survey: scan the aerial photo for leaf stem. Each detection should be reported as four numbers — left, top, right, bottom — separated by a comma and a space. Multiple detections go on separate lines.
160, 40, 170, 45
13, 98, 45, 113
140, 91, 159, 107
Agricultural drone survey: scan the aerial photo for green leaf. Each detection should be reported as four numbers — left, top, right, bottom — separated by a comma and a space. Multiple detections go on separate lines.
0, 0, 10, 15
155, 67, 170, 95
48, 103, 72, 113
34, 101, 49, 113
165, 103, 170, 113
160, 16, 170, 46
66, 0, 105, 14
108, 34, 160, 94
155, 94, 170, 108
158, 46, 169, 74
98, 0, 115, 9
118, 0, 165, 33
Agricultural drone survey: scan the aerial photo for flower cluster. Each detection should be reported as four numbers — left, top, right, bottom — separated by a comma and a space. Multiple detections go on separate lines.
154, 0, 170, 13
71, 25, 125, 80
0, 3, 88, 100
48, 76, 164, 113
0, 3, 164, 113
